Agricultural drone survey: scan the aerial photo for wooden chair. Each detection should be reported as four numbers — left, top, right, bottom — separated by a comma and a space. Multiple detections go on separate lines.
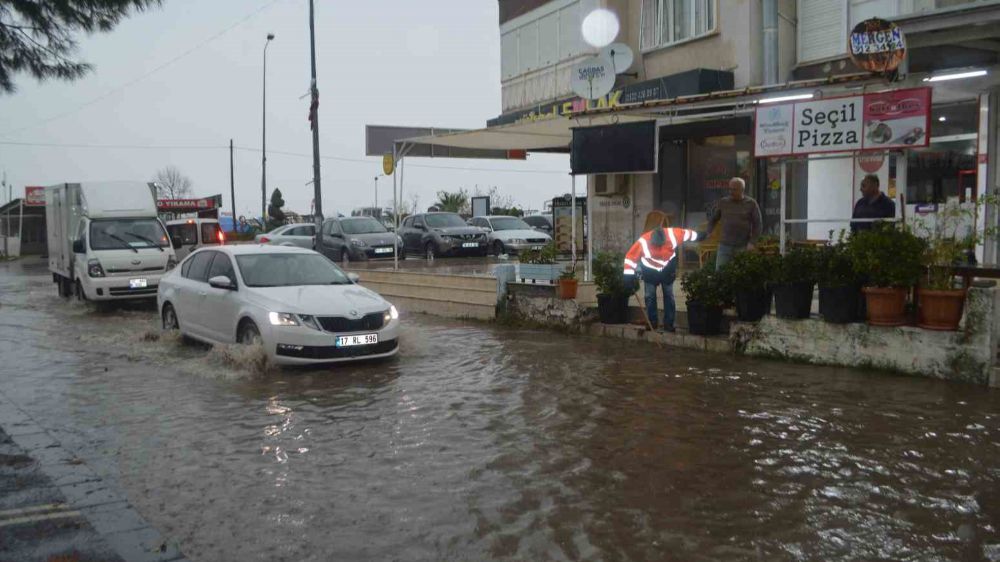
641, 210, 671, 233
693, 222, 721, 268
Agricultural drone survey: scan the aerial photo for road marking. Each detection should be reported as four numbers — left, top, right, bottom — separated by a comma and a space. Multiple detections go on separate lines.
0, 503, 69, 518
0, 510, 82, 528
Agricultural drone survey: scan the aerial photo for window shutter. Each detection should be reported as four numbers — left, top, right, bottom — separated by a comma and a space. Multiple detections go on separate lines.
797, 0, 848, 63
640, 0, 657, 50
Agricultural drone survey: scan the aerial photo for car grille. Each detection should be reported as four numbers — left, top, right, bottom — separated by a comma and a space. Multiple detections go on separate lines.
109, 285, 158, 297
106, 266, 164, 275
447, 234, 482, 241
317, 313, 385, 333
276, 339, 398, 360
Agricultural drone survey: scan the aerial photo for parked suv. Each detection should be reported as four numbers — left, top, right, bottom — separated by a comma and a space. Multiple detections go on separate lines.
397, 212, 488, 258
316, 216, 403, 262
522, 214, 553, 236
468, 215, 552, 255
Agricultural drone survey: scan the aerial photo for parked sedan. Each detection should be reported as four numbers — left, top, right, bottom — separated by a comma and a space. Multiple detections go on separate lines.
397, 212, 488, 259
522, 214, 553, 236
158, 245, 399, 365
254, 223, 317, 248
468, 215, 552, 255
315, 217, 403, 262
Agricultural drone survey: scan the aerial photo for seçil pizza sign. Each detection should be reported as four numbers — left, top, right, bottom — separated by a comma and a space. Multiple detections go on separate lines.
753, 87, 931, 158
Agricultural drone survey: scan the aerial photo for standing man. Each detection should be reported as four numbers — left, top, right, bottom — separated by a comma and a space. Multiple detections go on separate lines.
623, 226, 702, 333
850, 174, 895, 232
706, 177, 762, 270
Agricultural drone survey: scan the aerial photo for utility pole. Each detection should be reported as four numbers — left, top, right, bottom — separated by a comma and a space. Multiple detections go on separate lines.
373, 176, 379, 218
262, 33, 275, 225
229, 139, 236, 232
308, 0, 323, 235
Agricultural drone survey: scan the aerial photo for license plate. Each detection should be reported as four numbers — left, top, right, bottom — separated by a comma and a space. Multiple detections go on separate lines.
374, 248, 393, 254
129, 278, 147, 289
462, 242, 479, 248
335, 333, 378, 347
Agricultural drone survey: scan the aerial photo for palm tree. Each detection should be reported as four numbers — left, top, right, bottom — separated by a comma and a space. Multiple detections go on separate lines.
435, 190, 468, 213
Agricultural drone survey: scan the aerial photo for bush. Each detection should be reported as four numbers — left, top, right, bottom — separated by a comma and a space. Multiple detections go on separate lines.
592, 251, 633, 297
774, 244, 820, 285
816, 231, 860, 288
719, 249, 777, 291
846, 223, 926, 288
681, 266, 733, 308
520, 242, 557, 264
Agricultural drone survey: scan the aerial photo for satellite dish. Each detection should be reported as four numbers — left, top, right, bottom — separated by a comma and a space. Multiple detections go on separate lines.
571, 56, 615, 100
602, 42, 634, 74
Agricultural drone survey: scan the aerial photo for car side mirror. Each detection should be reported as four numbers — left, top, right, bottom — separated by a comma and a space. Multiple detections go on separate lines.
347, 272, 360, 283
171, 237, 183, 250
72, 239, 84, 253
208, 275, 236, 290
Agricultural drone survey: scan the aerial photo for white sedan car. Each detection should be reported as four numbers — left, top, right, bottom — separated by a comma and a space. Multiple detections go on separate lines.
157, 245, 399, 365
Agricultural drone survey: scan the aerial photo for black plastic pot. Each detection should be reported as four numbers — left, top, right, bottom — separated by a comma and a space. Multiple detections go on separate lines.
597, 293, 629, 324
686, 301, 724, 335
819, 285, 861, 324
773, 281, 814, 320
735, 287, 771, 322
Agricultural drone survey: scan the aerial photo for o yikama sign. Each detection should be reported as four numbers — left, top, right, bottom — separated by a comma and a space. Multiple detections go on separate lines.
24, 186, 45, 206
753, 87, 931, 157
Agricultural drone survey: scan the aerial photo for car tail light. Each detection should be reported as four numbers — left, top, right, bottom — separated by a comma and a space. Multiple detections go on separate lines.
218, 230, 225, 244
260, 236, 270, 243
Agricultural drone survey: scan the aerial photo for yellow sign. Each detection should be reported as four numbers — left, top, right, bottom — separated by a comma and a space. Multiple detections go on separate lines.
382, 153, 394, 175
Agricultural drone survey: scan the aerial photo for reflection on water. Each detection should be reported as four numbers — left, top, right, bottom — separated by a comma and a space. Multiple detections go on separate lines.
1, 259, 998, 561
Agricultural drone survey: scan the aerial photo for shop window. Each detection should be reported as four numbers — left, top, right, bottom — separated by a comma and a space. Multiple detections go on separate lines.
640, 0, 716, 52
905, 101, 978, 205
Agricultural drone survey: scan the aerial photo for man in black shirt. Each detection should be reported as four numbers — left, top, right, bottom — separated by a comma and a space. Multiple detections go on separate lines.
851, 174, 896, 232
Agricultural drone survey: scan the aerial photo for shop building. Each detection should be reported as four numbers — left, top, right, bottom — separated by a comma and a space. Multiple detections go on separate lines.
492, 0, 1000, 261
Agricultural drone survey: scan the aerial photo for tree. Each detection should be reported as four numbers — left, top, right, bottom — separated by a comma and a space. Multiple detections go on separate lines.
0, 0, 162, 94
435, 189, 469, 214
267, 188, 285, 230
152, 166, 193, 200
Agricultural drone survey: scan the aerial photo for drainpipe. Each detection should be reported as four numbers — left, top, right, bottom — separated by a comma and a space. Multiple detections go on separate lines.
763, 0, 778, 85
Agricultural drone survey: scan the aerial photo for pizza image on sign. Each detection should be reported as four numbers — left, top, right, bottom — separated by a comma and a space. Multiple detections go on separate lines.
849, 18, 906, 74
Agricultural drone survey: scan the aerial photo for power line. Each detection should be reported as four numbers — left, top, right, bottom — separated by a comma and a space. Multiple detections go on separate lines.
0, 141, 225, 150
0, 0, 288, 138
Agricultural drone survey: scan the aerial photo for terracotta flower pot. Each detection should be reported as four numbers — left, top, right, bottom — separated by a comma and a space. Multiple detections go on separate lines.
557, 279, 578, 300
862, 286, 908, 327
916, 287, 966, 331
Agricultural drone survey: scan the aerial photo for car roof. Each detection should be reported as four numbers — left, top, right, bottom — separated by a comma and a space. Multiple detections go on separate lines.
482, 215, 526, 220
207, 244, 316, 256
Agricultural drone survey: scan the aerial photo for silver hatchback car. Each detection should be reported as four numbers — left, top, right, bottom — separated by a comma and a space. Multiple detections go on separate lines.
254, 223, 317, 248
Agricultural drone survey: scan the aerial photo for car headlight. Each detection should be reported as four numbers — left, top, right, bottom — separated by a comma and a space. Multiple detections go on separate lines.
508, 238, 527, 244
87, 259, 105, 278
350, 238, 366, 247
296, 314, 322, 331
383, 305, 399, 323
166, 256, 178, 271
268, 312, 299, 326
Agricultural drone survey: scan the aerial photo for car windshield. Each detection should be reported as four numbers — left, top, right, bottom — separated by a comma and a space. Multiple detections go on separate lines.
341, 218, 387, 234
90, 219, 170, 250
425, 214, 467, 228
490, 217, 531, 231
236, 254, 352, 287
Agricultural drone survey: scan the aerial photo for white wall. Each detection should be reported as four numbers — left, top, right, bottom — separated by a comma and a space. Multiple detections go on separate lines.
805, 154, 858, 239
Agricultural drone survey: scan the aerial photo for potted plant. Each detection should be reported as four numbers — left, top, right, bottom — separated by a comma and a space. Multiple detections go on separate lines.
847, 223, 926, 326
557, 266, 578, 299
592, 251, 634, 324
912, 195, 999, 330
771, 245, 819, 319
519, 243, 559, 284
720, 250, 776, 322
681, 266, 733, 335
817, 231, 863, 324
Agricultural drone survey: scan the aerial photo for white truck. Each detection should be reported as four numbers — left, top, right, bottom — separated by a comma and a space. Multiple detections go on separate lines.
46, 182, 179, 301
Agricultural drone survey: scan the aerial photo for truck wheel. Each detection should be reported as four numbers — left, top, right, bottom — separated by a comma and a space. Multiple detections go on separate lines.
75, 280, 85, 301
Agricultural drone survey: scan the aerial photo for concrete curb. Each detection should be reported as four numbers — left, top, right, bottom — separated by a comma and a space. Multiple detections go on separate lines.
0, 389, 190, 562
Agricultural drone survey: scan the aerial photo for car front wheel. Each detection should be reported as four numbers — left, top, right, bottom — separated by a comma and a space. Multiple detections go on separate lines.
238, 320, 262, 346
491, 240, 505, 256
162, 304, 179, 331
425, 242, 437, 260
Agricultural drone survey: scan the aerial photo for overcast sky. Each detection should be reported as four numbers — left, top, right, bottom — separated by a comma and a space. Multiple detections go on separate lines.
0, 0, 570, 218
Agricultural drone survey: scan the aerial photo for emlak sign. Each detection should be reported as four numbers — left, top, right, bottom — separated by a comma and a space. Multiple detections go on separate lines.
754, 87, 931, 157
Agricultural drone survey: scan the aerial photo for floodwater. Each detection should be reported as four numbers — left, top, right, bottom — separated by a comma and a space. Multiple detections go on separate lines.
1, 258, 998, 561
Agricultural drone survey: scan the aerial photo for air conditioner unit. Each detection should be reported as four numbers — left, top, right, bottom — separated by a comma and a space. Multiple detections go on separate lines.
594, 174, 630, 196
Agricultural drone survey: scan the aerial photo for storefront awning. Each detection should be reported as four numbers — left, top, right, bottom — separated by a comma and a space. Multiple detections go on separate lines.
399, 113, 653, 152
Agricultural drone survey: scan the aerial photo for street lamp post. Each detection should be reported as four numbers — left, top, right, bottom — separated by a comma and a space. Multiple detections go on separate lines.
261, 33, 275, 225
373, 176, 379, 219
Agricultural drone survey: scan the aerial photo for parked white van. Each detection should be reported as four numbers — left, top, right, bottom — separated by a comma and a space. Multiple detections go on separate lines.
166, 218, 224, 261
46, 182, 179, 301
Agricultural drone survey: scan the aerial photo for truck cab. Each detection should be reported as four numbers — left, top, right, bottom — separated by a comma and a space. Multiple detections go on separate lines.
47, 182, 179, 301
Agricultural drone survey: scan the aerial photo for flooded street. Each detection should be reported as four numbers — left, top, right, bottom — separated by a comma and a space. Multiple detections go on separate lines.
1, 258, 999, 561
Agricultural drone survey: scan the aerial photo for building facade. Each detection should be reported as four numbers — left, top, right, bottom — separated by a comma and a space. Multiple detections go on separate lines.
493, 0, 1000, 261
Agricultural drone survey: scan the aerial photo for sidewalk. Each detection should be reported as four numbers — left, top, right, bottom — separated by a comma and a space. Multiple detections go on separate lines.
0, 391, 188, 562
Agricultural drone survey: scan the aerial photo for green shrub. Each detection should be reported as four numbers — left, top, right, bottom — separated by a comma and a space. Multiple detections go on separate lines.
719, 249, 777, 291
592, 251, 634, 297
520, 242, 557, 264
774, 244, 820, 285
846, 223, 926, 288
681, 265, 733, 308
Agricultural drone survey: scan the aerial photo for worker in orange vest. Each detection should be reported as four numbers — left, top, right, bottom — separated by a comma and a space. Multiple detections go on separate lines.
623, 226, 703, 332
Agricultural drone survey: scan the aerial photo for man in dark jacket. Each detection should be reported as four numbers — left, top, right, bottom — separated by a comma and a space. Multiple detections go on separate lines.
851, 174, 895, 232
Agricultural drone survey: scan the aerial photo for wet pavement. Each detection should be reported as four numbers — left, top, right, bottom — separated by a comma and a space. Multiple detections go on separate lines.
1, 257, 999, 561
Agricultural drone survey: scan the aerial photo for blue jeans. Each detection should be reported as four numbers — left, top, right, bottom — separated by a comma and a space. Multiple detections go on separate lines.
643, 262, 677, 329
715, 243, 747, 271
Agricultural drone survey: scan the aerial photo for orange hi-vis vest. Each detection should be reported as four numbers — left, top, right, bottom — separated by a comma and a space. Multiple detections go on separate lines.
623, 227, 699, 276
